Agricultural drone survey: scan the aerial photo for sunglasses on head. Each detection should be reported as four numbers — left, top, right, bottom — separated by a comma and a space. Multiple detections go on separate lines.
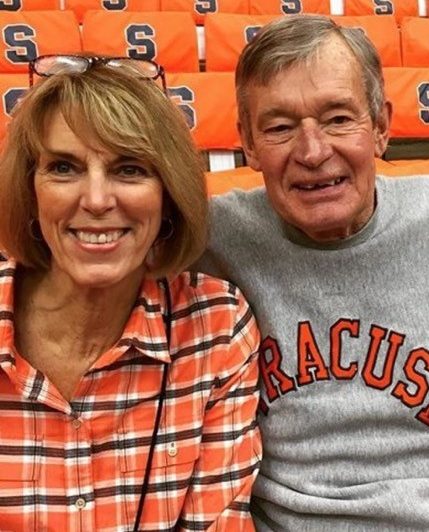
28, 54, 167, 93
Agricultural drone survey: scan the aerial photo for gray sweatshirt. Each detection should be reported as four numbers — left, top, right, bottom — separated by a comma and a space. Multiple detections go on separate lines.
199, 176, 429, 531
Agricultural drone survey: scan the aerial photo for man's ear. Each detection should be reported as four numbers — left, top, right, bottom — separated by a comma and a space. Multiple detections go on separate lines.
374, 100, 392, 158
238, 121, 262, 171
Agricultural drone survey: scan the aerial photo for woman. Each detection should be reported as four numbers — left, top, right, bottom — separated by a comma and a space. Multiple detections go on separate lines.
0, 55, 261, 531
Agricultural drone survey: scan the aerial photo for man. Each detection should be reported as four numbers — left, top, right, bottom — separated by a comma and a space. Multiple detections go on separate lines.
199, 14, 429, 531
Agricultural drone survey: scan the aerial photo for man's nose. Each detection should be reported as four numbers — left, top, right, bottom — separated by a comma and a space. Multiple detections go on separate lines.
80, 171, 116, 215
293, 122, 333, 168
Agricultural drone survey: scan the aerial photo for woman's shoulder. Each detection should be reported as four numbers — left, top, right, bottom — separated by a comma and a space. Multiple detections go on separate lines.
169, 271, 246, 308
167, 271, 260, 371
166, 271, 255, 336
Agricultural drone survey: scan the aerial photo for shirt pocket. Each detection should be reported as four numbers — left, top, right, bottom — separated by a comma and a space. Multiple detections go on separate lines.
0, 434, 43, 493
117, 404, 202, 526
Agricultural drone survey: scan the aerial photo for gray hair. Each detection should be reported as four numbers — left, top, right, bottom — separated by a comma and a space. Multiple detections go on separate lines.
236, 14, 385, 139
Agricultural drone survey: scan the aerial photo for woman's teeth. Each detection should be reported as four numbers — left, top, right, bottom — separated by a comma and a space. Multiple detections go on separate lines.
75, 230, 125, 244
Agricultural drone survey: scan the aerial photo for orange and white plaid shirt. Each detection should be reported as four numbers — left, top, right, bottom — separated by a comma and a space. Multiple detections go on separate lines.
0, 259, 261, 531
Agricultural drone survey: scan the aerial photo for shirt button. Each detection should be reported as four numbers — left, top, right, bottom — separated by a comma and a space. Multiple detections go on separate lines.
72, 419, 81, 429
75, 497, 86, 509
167, 442, 177, 457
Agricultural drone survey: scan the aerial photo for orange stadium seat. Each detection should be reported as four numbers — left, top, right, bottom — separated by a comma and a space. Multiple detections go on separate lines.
0, 72, 27, 140
401, 17, 429, 68
64, 0, 161, 24
205, 13, 277, 71
376, 158, 429, 176
0, 11, 81, 73
344, 0, 419, 23
168, 71, 240, 151
331, 15, 401, 67
0, 0, 59, 9
384, 67, 429, 139
82, 11, 199, 72
161, 0, 249, 25
249, 0, 330, 15
206, 166, 264, 195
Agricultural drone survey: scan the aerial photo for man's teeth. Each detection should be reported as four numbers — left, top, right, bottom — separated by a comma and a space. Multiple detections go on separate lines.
299, 177, 343, 190
75, 230, 124, 244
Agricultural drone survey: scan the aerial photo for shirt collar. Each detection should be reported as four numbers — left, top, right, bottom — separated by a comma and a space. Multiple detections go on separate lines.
0, 260, 172, 369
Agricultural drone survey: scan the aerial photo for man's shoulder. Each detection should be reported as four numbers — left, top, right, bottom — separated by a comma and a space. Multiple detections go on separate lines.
377, 174, 429, 213
211, 186, 267, 215
377, 174, 429, 193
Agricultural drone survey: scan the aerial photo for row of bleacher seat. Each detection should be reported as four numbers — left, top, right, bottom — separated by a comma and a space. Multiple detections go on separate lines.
0, 11, 427, 75
1, 68, 428, 162
1, 1, 428, 23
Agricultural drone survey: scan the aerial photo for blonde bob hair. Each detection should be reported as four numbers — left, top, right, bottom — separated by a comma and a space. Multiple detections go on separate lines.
0, 62, 208, 278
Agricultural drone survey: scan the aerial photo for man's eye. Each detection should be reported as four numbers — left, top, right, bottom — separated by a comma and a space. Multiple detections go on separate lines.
265, 124, 291, 133
330, 115, 351, 125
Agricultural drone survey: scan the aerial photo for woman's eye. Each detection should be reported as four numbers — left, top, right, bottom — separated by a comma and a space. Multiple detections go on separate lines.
116, 165, 148, 178
48, 160, 75, 175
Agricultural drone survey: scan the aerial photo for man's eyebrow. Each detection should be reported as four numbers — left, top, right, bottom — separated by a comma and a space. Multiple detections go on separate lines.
257, 107, 293, 126
320, 98, 359, 113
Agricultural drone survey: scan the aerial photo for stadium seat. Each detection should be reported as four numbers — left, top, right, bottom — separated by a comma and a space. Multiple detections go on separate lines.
206, 166, 264, 195
82, 11, 199, 72
0, 73, 28, 140
401, 17, 429, 68
384, 67, 429, 140
344, 0, 419, 22
167, 71, 241, 170
0, 0, 59, 9
376, 158, 429, 177
160, 0, 249, 25
0, 11, 81, 73
249, 0, 331, 15
205, 13, 276, 71
205, 159, 429, 196
331, 15, 401, 67
64, 0, 161, 24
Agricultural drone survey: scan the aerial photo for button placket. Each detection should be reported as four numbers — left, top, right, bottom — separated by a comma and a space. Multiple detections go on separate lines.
75, 497, 86, 509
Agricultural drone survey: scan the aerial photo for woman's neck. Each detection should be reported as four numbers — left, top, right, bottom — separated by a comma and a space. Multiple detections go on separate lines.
15, 264, 145, 361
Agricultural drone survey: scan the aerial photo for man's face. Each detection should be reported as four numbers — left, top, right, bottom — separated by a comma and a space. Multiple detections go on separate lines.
241, 36, 391, 242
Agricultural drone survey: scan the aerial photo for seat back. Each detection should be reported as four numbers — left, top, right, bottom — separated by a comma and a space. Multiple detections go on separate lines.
0, 11, 82, 73
401, 17, 429, 68
0, 72, 27, 140
64, 0, 161, 24
344, 0, 419, 23
167, 71, 241, 170
82, 11, 199, 72
385, 67, 429, 139
249, 0, 330, 15
205, 13, 276, 71
332, 15, 401, 66
160, 0, 249, 25
0, 0, 59, 9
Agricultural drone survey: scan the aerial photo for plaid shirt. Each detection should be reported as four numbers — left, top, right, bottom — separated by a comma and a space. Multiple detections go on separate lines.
0, 260, 261, 531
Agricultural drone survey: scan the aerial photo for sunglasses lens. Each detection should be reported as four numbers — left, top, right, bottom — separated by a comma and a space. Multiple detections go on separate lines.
34, 56, 89, 76
105, 59, 159, 79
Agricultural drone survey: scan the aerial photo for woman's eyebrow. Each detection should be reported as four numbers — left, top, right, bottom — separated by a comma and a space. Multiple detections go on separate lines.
40, 149, 81, 163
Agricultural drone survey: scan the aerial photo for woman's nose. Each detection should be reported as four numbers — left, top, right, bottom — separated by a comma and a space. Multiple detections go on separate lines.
79, 170, 116, 215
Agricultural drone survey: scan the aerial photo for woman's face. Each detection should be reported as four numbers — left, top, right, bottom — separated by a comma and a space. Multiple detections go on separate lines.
34, 110, 164, 289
